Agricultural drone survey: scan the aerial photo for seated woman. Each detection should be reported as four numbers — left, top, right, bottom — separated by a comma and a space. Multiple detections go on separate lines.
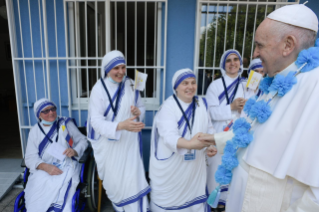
149, 68, 217, 212
24, 98, 88, 212
245, 58, 265, 99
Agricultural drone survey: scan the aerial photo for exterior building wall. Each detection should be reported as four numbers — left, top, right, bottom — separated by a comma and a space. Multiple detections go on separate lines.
9, 0, 318, 167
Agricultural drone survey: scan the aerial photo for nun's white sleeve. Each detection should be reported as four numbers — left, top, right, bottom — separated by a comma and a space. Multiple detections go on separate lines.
25, 127, 45, 172
155, 104, 188, 155
206, 110, 215, 135
136, 91, 145, 121
286, 187, 319, 211
89, 85, 122, 140
66, 121, 88, 161
206, 82, 232, 121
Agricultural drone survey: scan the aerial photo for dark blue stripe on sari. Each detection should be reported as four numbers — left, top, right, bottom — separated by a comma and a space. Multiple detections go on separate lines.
257, 89, 263, 97
155, 194, 207, 210
154, 127, 175, 161
218, 77, 245, 104
218, 78, 239, 104
114, 186, 151, 207
38, 117, 66, 157
46, 179, 72, 212
38, 122, 58, 157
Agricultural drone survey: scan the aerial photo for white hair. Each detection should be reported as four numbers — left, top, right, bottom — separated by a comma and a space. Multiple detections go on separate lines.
270, 19, 317, 51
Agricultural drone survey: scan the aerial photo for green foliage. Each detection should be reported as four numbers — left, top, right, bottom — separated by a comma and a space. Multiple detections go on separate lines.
199, 5, 276, 68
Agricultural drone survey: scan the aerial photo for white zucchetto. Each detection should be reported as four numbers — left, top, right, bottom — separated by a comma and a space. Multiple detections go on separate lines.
267, 4, 318, 32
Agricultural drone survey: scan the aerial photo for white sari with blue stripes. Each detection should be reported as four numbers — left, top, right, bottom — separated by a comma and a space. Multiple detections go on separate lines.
205, 74, 247, 205
149, 96, 214, 212
24, 117, 87, 212
87, 77, 150, 211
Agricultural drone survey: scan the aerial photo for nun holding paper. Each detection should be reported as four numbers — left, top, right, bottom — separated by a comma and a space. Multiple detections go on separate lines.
87, 50, 150, 212
24, 98, 87, 212
149, 68, 217, 212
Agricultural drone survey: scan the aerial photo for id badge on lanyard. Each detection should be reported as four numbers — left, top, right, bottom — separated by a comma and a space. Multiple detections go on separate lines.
173, 95, 197, 161
184, 149, 196, 161
184, 129, 196, 161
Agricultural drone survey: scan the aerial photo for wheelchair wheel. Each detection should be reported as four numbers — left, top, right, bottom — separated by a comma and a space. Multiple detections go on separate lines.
14, 191, 26, 212
86, 158, 99, 211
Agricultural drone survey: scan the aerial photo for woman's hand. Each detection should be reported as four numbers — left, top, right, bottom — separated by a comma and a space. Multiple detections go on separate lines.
178, 133, 210, 150
188, 133, 209, 150
37, 163, 63, 175
206, 145, 217, 157
131, 106, 141, 117
63, 148, 78, 158
231, 98, 246, 113
117, 116, 145, 132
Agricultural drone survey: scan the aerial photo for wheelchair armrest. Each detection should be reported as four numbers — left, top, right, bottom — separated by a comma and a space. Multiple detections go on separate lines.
21, 158, 26, 168
78, 126, 87, 136
79, 145, 92, 163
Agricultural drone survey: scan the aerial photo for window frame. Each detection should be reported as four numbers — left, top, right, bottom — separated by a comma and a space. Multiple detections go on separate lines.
67, 1, 165, 110
193, 0, 300, 96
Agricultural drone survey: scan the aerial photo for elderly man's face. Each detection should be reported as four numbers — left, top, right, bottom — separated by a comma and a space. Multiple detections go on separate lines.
253, 19, 283, 77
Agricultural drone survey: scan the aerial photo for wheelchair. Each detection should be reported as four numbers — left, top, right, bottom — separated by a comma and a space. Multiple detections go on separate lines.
14, 127, 102, 212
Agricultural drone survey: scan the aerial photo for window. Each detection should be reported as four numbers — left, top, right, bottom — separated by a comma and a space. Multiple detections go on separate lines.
66, 1, 166, 109
194, 0, 299, 95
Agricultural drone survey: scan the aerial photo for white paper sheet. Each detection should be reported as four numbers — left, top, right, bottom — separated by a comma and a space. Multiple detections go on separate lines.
46, 142, 67, 161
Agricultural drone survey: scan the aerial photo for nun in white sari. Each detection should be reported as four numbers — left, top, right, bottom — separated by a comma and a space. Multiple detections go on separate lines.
24, 98, 88, 212
87, 50, 150, 212
149, 68, 217, 212
205, 49, 247, 209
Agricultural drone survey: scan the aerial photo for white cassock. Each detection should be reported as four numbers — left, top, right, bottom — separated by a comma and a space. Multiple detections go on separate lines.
205, 75, 247, 203
149, 96, 215, 212
87, 77, 150, 212
25, 117, 88, 212
215, 62, 319, 212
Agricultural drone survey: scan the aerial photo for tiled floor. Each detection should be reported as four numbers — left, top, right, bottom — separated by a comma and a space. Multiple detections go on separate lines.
0, 188, 23, 212
0, 172, 21, 200
0, 159, 24, 202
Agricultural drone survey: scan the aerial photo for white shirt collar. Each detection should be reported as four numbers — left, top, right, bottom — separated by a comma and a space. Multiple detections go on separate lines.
277, 62, 298, 77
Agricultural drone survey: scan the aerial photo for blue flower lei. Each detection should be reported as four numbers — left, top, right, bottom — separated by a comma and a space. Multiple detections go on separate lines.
213, 39, 319, 187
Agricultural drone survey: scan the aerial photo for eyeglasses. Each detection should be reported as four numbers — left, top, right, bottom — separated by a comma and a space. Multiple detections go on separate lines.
41, 107, 57, 114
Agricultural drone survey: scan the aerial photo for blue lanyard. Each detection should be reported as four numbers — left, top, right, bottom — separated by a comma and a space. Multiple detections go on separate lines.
37, 119, 60, 143
100, 78, 122, 118
173, 94, 196, 135
221, 76, 240, 104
